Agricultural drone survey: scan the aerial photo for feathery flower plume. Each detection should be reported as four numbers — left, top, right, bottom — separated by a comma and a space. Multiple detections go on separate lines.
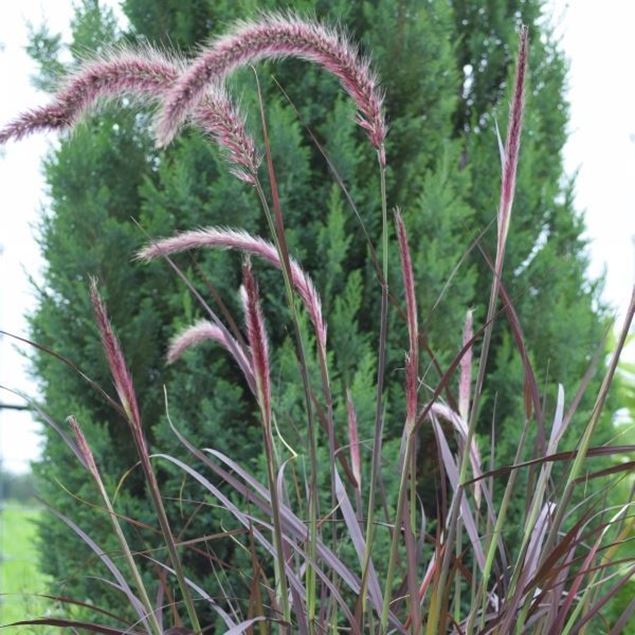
497, 26, 528, 254
166, 319, 254, 387
346, 389, 362, 490
192, 87, 260, 182
90, 278, 202, 633
0, 47, 259, 182
395, 211, 418, 429
138, 226, 326, 349
68, 416, 99, 480
459, 309, 473, 422
89, 278, 142, 433
241, 260, 271, 422
156, 12, 386, 156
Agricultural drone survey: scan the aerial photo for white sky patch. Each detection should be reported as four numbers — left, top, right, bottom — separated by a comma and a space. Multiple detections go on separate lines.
0, 2, 74, 476
0, 1, 124, 474
548, 0, 635, 328
0, 2, 633, 474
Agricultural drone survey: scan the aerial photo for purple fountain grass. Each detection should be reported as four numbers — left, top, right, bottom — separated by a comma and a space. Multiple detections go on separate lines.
138, 226, 327, 350
381, 211, 421, 633
497, 25, 528, 260
0, 47, 259, 183
68, 415, 100, 481
241, 260, 271, 423
0, 48, 177, 143
241, 259, 291, 623
395, 211, 418, 430
423, 401, 483, 506
67, 415, 163, 635
89, 278, 142, 434
89, 278, 202, 634
166, 318, 255, 388
458, 309, 473, 423
346, 389, 362, 491
191, 86, 261, 183
155, 11, 386, 160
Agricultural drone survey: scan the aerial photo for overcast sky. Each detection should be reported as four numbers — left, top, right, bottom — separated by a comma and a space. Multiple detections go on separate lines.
1, 1, 633, 474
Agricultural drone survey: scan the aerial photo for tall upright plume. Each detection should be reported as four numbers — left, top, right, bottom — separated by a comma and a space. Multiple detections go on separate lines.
241, 260, 271, 421
156, 12, 386, 155
0, 47, 259, 182
497, 26, 528, 253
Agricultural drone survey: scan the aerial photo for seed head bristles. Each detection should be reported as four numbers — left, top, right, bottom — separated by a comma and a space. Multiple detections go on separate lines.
156, 12, 386, 155
0, 49, 175, 144
0, 47, 259, 182
497, 25, 528, 252
395, 211, 418, 429
68, 416, 99, 480
241, 261, 271, 421
193, 88, 261, 182
89, 278, 143, 435
459, 309, 473, 422
167, 318, 255, 385
138, 226, 327, 349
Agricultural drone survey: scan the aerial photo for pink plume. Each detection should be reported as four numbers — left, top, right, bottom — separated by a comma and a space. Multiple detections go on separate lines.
166, 319, 254, 389
138, 226, 326, 349
89, 278, 152, 460
497, 27, 528, 254
0, 47, 259, 182
241, 260, 271, 420
90, 278, 141, 429
395, 211, 418, 429
156, 12, 386, 155
68, 416, 99, 479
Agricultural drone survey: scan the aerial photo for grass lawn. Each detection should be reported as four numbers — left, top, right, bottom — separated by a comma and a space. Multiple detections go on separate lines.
0, 500, 53, 631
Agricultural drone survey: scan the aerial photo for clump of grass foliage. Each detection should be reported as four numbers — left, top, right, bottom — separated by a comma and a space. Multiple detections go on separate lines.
1, 12, 633, 635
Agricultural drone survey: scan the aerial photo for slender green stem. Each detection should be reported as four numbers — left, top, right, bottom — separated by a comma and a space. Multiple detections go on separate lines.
468, 424, 529, 634
362, 152, 389, 623
93, 467, 163, 635
429, 242, 508, 633
258, 385, 291, 627
142, 455, 202, 634
254, 179, 318, 632
380, 432, 414, 632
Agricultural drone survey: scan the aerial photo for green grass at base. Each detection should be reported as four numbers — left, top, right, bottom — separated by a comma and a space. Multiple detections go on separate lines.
0, 501, 53, 632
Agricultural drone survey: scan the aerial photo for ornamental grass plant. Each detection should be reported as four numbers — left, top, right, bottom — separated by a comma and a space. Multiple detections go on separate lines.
1, 11, 633, 634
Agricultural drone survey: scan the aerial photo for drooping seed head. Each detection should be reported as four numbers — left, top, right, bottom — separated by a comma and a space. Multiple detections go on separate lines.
156, 11, 386, 156
138, 226, 326, 349
0, 46, 259, 182
167, 318, 255, 389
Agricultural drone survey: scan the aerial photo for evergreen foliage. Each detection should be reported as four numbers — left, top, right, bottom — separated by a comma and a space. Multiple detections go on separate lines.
25, 0, 611, 623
